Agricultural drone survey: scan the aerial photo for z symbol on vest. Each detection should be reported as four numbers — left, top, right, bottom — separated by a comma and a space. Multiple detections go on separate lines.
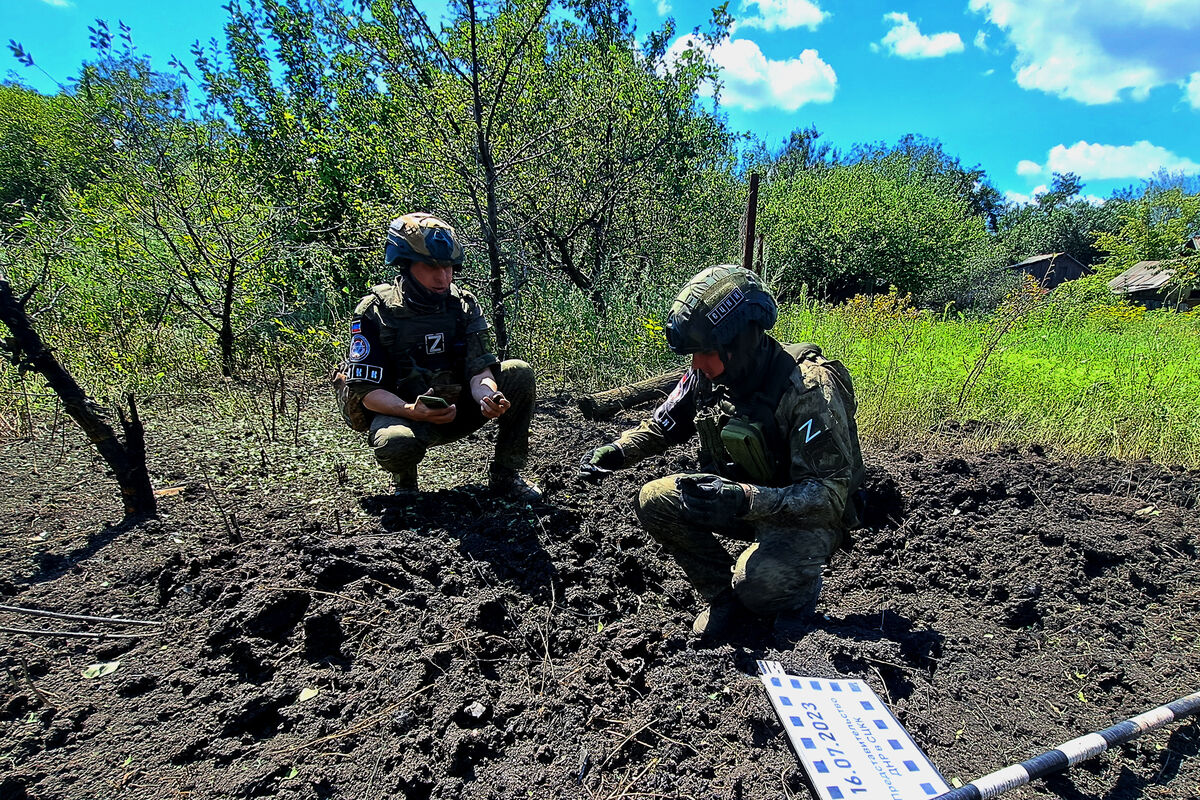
425, 332, 445, 354
798, 418, 822, 443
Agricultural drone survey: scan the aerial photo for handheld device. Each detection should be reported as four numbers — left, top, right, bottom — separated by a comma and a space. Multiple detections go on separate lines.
416, 394, 450, 409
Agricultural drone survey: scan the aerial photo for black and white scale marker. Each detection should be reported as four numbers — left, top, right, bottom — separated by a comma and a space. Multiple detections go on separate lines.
757, 660, 950, 800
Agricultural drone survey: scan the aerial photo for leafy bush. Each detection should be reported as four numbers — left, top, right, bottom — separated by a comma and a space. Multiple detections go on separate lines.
761, 159, 989, 301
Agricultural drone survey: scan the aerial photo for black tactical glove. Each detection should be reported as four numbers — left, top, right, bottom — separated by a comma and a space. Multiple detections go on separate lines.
677, 474, 748, 526
578, 443, 624, 482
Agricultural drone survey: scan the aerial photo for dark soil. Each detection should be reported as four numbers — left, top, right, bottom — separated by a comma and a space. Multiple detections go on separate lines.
2, 393, 1198, 800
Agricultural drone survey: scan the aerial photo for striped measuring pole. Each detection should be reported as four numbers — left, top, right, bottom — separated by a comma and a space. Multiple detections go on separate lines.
934, 690, 1200, 800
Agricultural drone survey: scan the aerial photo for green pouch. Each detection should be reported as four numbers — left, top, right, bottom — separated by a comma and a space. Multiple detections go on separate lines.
695, 408, 727, 464
720, 417, 774, 484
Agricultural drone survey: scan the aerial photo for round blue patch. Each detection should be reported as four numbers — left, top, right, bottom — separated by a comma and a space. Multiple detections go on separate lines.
349, 334, 370, 361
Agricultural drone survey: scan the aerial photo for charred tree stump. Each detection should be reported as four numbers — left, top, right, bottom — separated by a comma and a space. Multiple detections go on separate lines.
578, 370, 683, 421
0, 278, 157, 520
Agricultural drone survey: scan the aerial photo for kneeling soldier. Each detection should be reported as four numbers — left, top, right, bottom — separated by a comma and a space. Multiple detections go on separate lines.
579, 265, 863, 640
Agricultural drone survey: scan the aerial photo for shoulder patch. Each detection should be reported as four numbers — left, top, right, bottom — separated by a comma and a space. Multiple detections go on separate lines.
347, 363, 382, 384
797, 417, 822, 444
349, 334, 370, 361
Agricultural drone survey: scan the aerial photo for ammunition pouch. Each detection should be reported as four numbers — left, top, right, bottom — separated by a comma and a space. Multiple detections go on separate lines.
695, 408, 728, 467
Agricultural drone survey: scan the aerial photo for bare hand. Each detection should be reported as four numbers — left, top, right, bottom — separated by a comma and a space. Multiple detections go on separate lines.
480, 391, 510, 420
412, 398, 457, 424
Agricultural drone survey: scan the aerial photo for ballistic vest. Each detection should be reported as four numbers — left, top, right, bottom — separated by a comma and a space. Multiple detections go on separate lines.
366, 282, 468, 401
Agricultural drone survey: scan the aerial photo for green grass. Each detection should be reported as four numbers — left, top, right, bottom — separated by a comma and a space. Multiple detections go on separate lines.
773, 296, 1200, 465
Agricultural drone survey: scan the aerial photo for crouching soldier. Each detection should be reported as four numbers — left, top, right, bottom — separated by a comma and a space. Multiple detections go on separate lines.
341, 213, 541, 501
578, 265, 863, 640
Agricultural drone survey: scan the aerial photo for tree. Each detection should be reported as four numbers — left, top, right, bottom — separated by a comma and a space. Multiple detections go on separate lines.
1095, 187, 1200, 273
338, 0, 739, 350
760, 158, 989, 301
192, 0, 404, 291
847, 135, 1004, 231
0, 239, 156, 519
98, 127, 291, 378
506, 5, 738, 313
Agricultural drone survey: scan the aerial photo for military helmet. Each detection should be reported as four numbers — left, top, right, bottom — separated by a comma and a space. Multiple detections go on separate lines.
664, 265, 778, 354
385, 213, 464, 269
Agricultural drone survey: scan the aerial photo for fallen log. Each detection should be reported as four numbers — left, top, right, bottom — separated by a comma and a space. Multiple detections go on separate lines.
577, 370, 682, 421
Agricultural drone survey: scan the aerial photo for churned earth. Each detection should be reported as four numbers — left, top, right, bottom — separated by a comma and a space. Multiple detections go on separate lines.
1, 389, 1198, 800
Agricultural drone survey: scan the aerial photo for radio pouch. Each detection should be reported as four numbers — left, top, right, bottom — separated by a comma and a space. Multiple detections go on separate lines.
720, 417, 775, 484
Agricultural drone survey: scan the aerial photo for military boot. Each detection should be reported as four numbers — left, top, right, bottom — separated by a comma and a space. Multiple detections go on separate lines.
392, 466, 418, 499
488, 466, 542, 502
692, 590, 754, 642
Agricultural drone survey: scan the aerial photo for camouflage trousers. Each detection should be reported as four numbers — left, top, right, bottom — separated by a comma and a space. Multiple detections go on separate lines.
369, 360, 535, 485
634, 474, 840, 616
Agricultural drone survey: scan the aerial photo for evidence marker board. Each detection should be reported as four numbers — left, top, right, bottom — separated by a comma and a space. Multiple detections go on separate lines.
758, 660, 949, 800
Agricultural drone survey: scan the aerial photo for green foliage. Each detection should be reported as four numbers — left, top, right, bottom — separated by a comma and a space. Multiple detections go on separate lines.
994, 174, 1126, 267
772, 288, 1200, 465
6, 3, 1200, 471
1095, 187, 1200, 273
0, 85, 111, 222
847, 135, 1004, 229
761, 156, 990, 300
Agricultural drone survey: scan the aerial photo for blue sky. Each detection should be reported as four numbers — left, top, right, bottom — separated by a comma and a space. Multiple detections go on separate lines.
5, 0, 1200, 202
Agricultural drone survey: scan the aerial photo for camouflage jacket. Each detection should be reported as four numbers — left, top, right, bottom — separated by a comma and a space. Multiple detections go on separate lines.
614, 341, 865, 529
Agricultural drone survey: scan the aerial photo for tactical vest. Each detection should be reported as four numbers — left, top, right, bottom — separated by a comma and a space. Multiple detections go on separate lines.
370, 282, 469, 401
696, 343, 811, 486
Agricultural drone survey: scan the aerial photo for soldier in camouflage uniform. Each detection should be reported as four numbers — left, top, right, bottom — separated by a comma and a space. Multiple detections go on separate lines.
578, 265, 863, 640
342, 213, 540, 500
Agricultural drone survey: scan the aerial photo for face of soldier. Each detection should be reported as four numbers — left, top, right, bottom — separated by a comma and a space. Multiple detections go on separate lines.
691, 350, 726, 380
409, 260, 454, 294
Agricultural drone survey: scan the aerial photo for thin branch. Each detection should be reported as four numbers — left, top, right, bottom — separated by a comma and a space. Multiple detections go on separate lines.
483, 0, 554, 141
0, 604, 165, 627
0, 626, 158, 640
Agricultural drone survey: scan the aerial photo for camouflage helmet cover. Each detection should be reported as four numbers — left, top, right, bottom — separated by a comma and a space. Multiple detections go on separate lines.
385, 212, 465, 269
664, 265, 778, 354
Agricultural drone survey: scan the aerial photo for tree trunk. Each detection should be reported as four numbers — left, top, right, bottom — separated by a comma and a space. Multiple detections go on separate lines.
0, 280, 158, 520
577, 370, 683, 420
220, 262, 237, 377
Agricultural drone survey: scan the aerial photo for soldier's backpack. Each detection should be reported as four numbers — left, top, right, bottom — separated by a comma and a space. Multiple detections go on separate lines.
329, 360, 372, 433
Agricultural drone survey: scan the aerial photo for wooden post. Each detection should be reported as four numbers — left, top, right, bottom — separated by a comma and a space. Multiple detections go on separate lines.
742, 172, 759, 273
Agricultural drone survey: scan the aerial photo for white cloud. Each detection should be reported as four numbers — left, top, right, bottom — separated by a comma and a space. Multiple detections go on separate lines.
973, 30, 988, 51
666, 35, 836, 111
969, 0, 1200, 104
1016, 159, 1043, 176
657, 0, 672, 15
877, 13, 964, 59
1005, 186, 1046, 206
736, 0, 827, 32
39, 0, 74, 6
1187, 72, 1200, 109
1044, 140, 1200, 179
